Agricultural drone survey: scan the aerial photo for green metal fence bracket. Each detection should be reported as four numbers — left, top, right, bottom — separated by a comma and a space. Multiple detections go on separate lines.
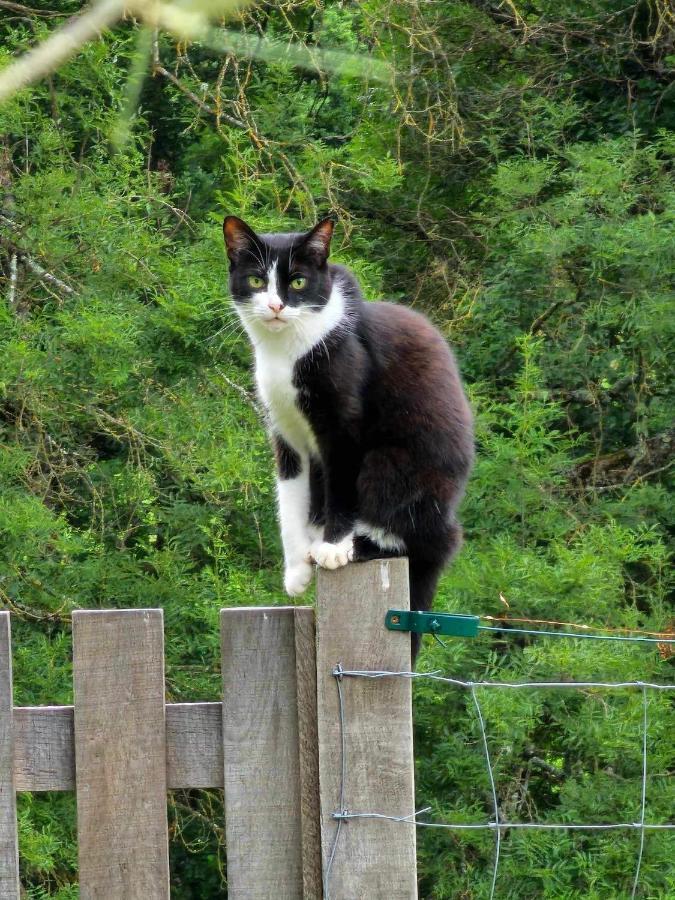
385, 610, 479, 638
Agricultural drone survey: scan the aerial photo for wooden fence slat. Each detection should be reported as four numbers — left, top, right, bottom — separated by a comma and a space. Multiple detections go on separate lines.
316, 558, 417, 898
0, 612, 20, 900
221, 606, 321, 898
15, 702, 224, 792
294, 607, 322, 898
165, 702, 222, 788
14, 706, 74, 791
72, 609, 170, 900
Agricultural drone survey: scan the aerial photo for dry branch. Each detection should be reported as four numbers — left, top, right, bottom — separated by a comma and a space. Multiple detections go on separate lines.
0, 0, 67, 15
0, 0, 125, 102
575, 427, 675, 487
0, 214, 77, 296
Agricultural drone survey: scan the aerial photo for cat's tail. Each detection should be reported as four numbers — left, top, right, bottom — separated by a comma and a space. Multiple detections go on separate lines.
408, 560, 444, 664
408, 523, 463, 663
409, 560, 443, 614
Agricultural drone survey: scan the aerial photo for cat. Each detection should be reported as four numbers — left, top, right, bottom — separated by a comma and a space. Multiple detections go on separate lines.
223, 215, 474, 659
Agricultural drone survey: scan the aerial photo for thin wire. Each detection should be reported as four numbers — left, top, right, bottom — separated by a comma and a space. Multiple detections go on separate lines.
323, 663, 346, 900
478, 625, 675, 645
631, 686, 649, 899
471, 685, 501, 900
330, 813, 675, 831
480, 615, 675, 640
337, 671, 675, 691
333, 806, 432, 824
326, 669, 675, 896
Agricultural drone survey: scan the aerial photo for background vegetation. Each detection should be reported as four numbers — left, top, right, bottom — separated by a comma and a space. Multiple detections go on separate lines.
0, 0, 673, 896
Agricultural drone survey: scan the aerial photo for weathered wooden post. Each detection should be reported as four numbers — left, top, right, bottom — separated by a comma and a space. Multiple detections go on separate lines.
0, 612, 19, 900
220, 606, 322, 898
72, 609, 170, 900
315, 558, 418, 898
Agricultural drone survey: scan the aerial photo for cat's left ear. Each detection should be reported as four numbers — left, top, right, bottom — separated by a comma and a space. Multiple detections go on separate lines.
223, 215, 260, 265
300, 217, 334, 264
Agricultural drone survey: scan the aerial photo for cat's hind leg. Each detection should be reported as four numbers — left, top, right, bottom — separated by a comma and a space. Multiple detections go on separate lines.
351, 534, 402, 562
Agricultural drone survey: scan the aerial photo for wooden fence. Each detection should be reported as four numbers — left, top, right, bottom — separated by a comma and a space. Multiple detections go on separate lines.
0, 558, 416, 899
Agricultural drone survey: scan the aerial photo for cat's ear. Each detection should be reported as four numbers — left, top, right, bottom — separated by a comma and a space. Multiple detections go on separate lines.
300, 217, 334, 264
223, 216, 260, 264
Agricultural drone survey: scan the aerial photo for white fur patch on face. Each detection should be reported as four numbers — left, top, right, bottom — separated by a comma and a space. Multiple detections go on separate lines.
244, 260, 285, 326
354, 521, 407, 553
238, 277, 347, 356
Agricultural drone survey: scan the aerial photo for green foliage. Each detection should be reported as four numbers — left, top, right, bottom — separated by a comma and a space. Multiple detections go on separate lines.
0, 0, 672, 895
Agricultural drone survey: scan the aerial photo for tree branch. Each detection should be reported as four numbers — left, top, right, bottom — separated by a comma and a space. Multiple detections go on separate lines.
7, 252, 18, 307
0, 0, 67, 16
0, 0, 125, 102
574, 427, 675, 486
1, 214, 77, 297
152, 64, 246, 130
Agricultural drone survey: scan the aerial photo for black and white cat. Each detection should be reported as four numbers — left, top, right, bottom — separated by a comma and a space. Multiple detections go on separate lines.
223, 215, 474, 656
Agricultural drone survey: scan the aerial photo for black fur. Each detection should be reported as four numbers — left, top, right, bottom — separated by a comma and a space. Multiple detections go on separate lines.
274, 435, 301, 480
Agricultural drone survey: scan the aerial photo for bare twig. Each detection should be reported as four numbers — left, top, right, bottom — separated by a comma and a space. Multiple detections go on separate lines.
574, 427, 675, 486
0, 0, 67, 16
214, 366, 262, 414
7, 252, 18, 307
152, 65, 247, 130
20, 251, 76, 295
0, 0, 125, 103
0, 214, 77, 296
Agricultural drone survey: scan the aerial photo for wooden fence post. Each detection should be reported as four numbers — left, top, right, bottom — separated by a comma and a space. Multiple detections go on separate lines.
72, 609, 170, 900
316, 558, 417, 898
0, 612, 19, 900
221, 606, 321, 898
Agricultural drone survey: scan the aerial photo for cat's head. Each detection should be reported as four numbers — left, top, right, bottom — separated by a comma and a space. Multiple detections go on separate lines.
223, 216, 335, 333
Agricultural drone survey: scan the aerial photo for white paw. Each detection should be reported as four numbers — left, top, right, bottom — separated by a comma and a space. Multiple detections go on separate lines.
284, 560, 314, 596
310, 537, 354, 570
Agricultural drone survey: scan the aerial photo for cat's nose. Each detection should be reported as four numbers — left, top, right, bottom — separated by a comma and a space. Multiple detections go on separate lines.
267, 300, 284, 314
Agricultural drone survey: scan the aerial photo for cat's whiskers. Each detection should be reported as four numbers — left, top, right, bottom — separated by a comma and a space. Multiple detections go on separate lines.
204, 305, 250, 343
290, 313, 328, 363
241, 245, 267, 272
288, 314, 313, 359
205, 323, 247, 352
202, 316, 241, 345
288, 240, 297, 277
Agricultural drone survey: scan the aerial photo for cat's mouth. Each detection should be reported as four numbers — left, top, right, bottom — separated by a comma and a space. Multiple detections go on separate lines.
261, 315, 291, 331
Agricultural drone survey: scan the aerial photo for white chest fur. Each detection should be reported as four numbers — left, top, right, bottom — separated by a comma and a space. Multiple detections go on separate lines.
254, 349, 318, 455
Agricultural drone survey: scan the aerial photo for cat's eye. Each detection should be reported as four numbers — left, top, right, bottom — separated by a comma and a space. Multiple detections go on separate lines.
248, 275, 265, 289
290, 275, 307, 290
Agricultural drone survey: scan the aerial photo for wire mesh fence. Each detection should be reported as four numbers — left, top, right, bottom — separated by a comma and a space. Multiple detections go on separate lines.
324, 664, 675, 899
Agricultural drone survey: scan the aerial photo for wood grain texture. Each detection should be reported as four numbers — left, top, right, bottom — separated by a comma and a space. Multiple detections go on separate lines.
15, 702, 223, 792
0, 613, 20, 900
14, 705, 74, 791
165, 702, 223, 788
72, 609, 170, 900
294, 607, 322, 898
221, 606, 316, 899
316, 559, 417, 899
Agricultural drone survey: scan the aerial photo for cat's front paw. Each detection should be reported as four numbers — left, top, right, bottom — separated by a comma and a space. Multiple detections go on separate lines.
284, 560, 314, 596
310, 536, 354, 570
